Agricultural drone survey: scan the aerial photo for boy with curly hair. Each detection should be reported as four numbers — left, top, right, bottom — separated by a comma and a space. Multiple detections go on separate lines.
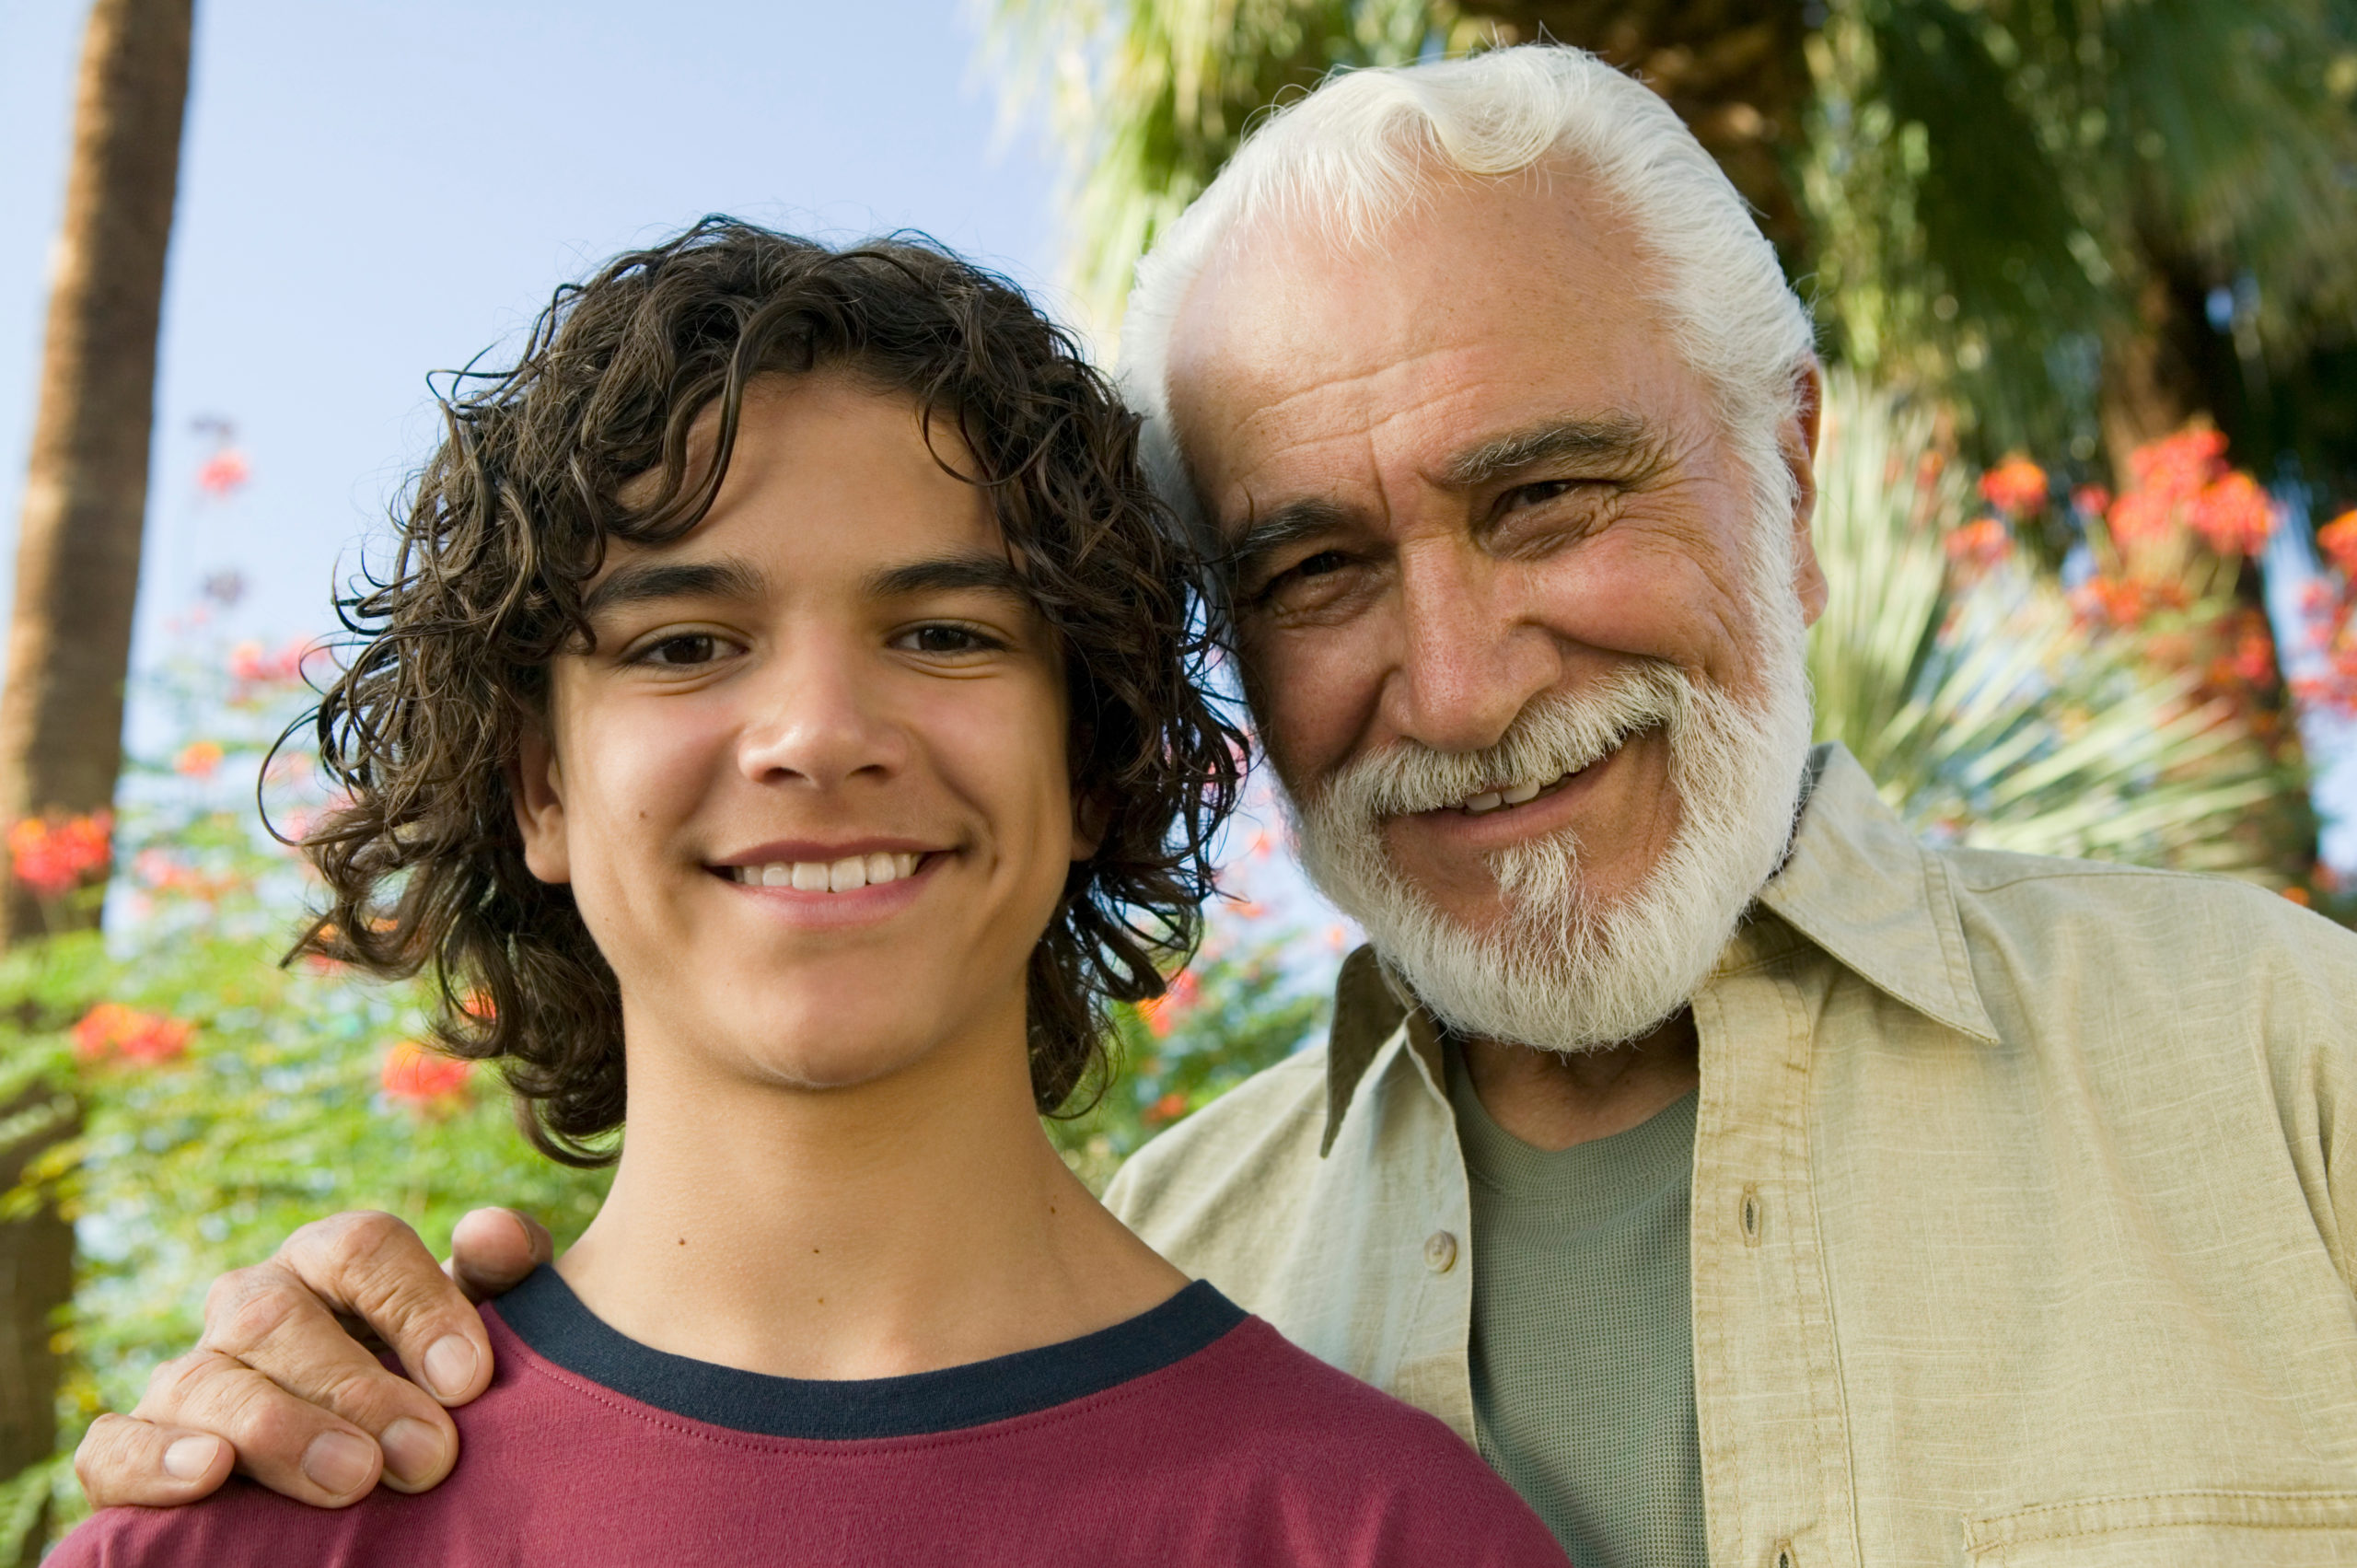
53, 220, 1565, 1566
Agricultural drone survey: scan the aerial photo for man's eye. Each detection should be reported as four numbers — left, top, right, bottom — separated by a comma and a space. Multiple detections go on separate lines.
637, 633, 723, 667
1503, 479, 1576, 511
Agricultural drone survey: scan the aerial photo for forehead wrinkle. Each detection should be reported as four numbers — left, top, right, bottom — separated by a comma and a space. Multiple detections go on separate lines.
1435, 413, 1660, 490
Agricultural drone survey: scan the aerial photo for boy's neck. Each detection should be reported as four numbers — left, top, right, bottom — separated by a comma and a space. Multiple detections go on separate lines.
552, 1007, 1184, 1382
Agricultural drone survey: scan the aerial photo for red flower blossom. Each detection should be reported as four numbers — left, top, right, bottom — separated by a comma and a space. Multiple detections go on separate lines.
195, 448, 250, 498
1143, 1091, 1190, 1127
9, 811, 112, 898
2321, 510, 2357, 576
1945, 517, 2013, 575
2188, 471, 2274, 556
381, 1041, 473, 1107
1977, 458, 2048, 517
73, 1003, 193, 1065
2071, 485, 2112, 518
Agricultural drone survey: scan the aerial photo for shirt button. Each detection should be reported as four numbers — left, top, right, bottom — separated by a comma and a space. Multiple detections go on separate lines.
1422, 1230, 1458, 1272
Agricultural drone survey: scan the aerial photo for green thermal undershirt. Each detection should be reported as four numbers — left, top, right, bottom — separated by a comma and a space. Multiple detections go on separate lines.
1446, 1047, 1706, 1568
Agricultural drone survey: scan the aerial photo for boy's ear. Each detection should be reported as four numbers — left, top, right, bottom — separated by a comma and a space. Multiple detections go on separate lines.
511, 720, 572, 885
1071, 788, 1109, 864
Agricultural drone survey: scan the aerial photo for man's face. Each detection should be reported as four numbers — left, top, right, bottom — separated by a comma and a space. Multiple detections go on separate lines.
1167, 169, 1824, 1048
513, 374, 1084, 1096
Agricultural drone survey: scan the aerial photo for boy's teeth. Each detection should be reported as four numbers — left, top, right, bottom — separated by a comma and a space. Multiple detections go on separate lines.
735, 854, 925, 891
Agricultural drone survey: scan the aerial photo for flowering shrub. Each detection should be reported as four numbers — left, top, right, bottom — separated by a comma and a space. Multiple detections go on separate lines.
68, 1005, 192, 1066
380, 1040, 474, 1109
7, 812, 111, 901
2293, 509, 2357, 718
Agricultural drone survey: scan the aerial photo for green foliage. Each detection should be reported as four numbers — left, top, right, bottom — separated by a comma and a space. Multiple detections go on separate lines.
983, 0, 1491, 330
0, 644, 610, 1551
1805, 0, 2357, 449
1051, 925, 1328, 1191
1808, 371, 2303, 871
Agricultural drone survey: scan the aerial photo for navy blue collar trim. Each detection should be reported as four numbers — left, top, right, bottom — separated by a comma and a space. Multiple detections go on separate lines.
493, 1265, 1247, 1440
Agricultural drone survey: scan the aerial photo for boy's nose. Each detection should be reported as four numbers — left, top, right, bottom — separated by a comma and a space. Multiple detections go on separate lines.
734, 645, 905, 790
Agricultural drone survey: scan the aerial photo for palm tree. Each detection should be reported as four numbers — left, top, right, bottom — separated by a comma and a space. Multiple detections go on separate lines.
986, 0, 2357, 470
0, 0, 192, 1543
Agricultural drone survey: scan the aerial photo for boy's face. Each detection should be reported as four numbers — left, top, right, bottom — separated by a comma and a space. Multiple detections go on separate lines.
512, 373, 1086, 1097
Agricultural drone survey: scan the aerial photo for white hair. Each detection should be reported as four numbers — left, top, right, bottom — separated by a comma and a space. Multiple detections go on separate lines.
1117, 42, 1817, 545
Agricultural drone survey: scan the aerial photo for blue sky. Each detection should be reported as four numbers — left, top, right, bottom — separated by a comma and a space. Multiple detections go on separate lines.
0, 0, 1347, 952
1, 0, 1065, 673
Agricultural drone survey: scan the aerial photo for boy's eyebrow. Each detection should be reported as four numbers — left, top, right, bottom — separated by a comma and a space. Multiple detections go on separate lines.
580, 557, 764, 620
864, 552, 1031, 604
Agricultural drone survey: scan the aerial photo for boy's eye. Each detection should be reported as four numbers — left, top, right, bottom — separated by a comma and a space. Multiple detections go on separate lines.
898, 623, 998, 656
637, 633, 724, 667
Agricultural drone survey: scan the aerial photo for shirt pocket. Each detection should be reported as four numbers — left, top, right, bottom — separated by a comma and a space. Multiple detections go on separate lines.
1964, 1490, 2357, 1566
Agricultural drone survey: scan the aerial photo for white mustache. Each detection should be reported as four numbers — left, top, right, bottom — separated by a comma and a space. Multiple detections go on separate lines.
1307, 664, 1688, 823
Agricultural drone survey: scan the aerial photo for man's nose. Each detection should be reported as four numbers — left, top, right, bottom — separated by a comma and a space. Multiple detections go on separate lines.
1381, 544, 1562, 754
734, 640, 905, 789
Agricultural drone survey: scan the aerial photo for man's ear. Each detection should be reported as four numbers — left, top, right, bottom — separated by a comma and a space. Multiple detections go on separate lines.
510, 720, 572, 885
1782, 359, 1829, 629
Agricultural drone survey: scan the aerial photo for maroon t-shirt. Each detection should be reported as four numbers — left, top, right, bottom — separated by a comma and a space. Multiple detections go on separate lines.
57, 1268, 1567, 1566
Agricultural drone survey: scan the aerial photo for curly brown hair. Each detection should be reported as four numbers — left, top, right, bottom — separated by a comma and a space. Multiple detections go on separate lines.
292, 217, 1244, 1166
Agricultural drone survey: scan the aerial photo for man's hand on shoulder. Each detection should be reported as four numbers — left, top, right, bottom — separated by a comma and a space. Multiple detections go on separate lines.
75, 1206, 550, 1511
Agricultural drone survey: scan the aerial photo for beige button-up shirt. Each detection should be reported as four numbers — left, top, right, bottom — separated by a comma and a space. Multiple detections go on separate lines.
1106, 744, 2357, 1566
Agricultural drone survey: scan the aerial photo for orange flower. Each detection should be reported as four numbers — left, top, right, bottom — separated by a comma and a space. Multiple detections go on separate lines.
381, 1041, 473, 1107
174, 741, 225, 778
1143, 1091, 1190, 1127
1977, 457, 2048, 517
9, 811, 112, 898
73, 1003, 193, 1065
2188, 470, 2274, 556
2320, 511, 2357, 576
1132, 969, 1202, 1040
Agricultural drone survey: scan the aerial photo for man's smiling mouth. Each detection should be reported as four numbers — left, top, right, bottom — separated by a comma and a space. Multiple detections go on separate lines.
1443, 753, 1614, 816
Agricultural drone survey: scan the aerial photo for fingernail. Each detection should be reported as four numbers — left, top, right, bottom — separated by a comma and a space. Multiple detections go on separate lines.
301, 1431, 375, 1497
377, 1417, 447, 1487
424, 1334, 479, 1400
162, 1434, 220, 1481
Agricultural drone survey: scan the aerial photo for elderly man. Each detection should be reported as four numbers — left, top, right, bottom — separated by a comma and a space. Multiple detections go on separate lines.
75, 45, 2357, 1568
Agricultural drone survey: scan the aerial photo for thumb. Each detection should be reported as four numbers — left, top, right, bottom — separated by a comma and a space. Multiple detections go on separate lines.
444, 1208, 552, 1303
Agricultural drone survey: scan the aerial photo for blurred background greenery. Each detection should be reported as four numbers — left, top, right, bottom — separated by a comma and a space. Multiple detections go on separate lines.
4, 0, 2357, 1555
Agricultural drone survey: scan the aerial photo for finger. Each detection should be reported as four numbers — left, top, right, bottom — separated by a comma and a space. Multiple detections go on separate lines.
74, 1413, 234, 1510
132, 1350, 387, 1508
446, 1207, 551, 1303
269, 1211, 493, 1408
194, 1264, 462, 1492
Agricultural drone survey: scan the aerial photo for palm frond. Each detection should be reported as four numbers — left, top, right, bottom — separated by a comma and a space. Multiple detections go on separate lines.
1808, 371, 2300, 875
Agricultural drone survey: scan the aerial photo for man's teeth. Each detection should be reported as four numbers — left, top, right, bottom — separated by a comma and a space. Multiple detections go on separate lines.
730, 853, 921, 891
1457, 774, 1562, 815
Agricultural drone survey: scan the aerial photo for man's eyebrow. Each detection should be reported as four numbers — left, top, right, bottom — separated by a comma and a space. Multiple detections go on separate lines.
580, 557, 764, 620
1222, 498, 1354, 579
864, 551, 1031, 603
1437, 414, 1662, 489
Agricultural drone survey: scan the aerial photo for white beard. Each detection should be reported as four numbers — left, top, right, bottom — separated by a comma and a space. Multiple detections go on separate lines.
1287, 548, 1815, 1055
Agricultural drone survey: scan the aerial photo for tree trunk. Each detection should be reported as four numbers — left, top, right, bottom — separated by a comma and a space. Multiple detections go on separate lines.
0, 1086, 77, 1563
1453, 0, 1814, 273
0, 0, 190, 1538
0, 0, 193, 944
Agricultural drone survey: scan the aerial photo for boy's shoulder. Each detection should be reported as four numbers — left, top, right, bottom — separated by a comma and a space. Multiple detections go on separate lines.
53, 1276, 1566, 1568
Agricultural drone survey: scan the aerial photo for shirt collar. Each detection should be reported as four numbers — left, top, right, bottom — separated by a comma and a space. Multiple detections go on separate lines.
1318, 740, 1997, 1155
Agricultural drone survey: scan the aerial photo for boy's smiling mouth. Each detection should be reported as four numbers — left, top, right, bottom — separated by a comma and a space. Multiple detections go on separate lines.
721, 852, 923, 892
708, 842, 943, 897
